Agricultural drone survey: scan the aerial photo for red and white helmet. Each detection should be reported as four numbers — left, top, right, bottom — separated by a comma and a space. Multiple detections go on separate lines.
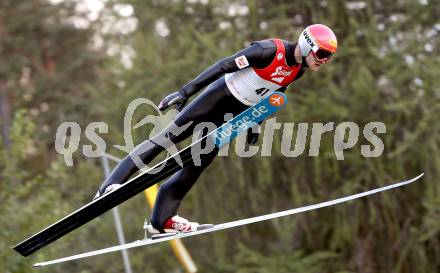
298, 24, 338, 62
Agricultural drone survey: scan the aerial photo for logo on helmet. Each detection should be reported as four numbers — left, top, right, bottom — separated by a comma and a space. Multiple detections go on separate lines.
303, 30, 315, 48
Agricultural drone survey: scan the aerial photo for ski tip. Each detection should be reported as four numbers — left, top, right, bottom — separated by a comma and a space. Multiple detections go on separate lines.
401, 173, 424, 185
414, 173, 424, 180
402, 173, 424, 186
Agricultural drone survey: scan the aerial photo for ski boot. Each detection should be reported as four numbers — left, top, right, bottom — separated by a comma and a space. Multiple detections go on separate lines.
143, 215, 214, 239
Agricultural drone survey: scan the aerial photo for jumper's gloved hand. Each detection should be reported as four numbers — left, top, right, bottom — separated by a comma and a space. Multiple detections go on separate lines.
246, 126, 261, 145
158, 90, 188, 111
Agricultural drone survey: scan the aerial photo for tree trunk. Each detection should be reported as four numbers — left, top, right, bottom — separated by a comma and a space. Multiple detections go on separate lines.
0, 79, 17, 185
0, 79, 11, 152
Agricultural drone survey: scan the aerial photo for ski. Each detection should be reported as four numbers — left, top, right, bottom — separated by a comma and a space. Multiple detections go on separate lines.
33, 173, 424, 267
13, 92, 288, 257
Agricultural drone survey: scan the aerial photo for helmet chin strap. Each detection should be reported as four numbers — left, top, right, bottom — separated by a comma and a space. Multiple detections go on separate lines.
294, 44, 309, 67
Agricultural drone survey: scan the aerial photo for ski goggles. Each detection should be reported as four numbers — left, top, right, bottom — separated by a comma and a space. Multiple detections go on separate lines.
311, 48, 334, 63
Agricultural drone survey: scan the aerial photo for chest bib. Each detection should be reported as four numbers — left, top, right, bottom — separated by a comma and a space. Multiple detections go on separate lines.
225, 39, 302, 105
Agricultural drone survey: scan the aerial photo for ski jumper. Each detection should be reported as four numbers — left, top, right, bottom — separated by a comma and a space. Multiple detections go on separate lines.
98, 39, 306, 231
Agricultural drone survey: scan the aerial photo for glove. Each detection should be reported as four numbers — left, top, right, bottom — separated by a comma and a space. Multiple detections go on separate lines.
246, 126, 260, 145
158, 90, 188, 111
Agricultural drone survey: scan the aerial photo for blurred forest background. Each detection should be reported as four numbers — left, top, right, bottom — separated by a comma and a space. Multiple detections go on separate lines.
1, 0, 439, 272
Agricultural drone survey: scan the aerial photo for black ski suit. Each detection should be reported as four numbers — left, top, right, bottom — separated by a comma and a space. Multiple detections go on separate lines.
99, 40, 307, 231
